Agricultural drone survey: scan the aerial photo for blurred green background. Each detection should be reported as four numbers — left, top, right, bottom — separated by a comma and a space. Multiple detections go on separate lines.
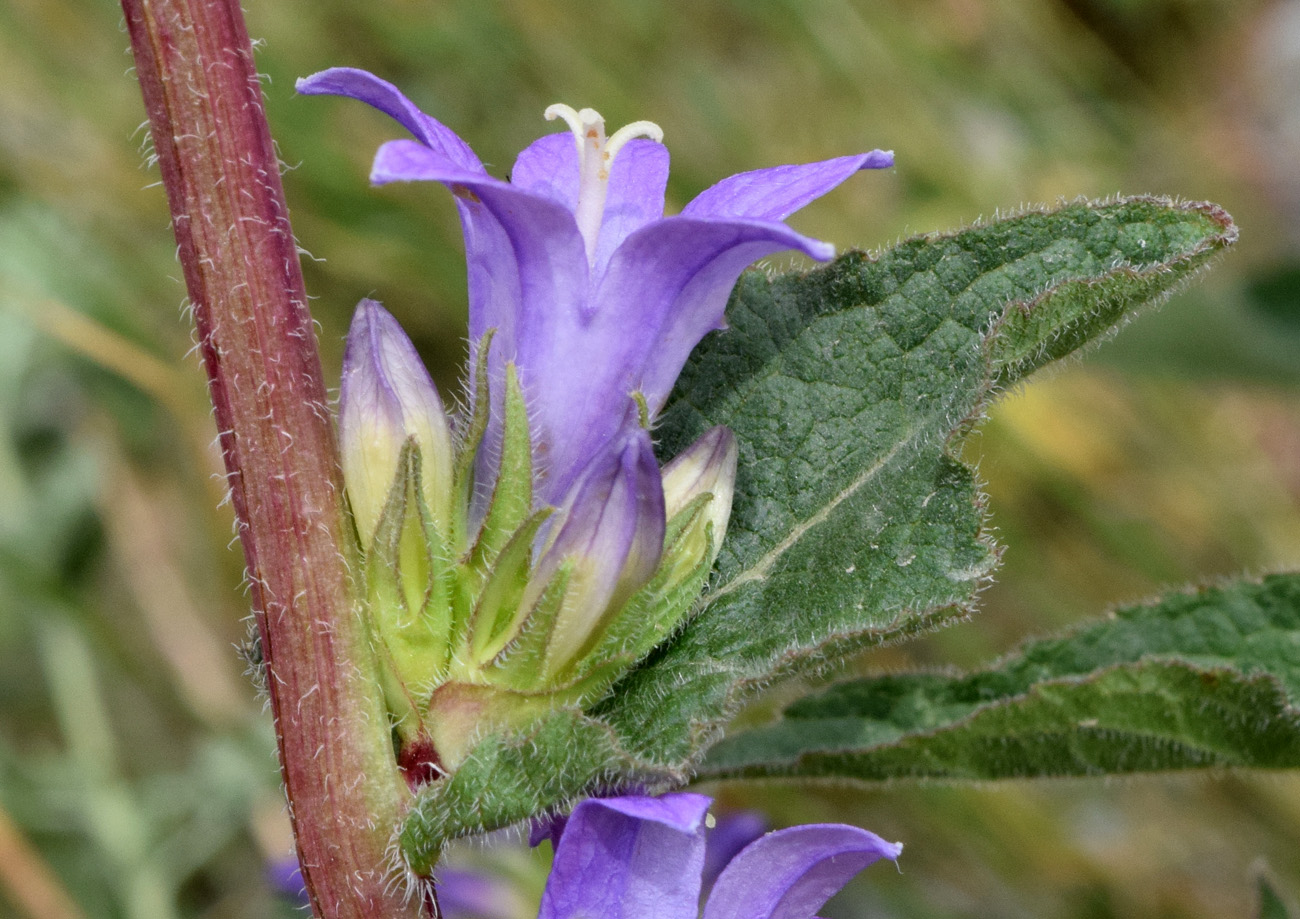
3, 0, 1300, 916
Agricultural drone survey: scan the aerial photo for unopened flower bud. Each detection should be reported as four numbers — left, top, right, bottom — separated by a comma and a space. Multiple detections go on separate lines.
660, 426, 738, 564
339, 299, 455, 548
528, 428, 666, 673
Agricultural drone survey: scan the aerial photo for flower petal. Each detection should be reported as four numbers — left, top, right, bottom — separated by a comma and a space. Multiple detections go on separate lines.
538, 794, 711, 919
437, 867, 522, 919
529, 812, 568, 849
369, 137, 489, 188
681, 150, 893, 223
265, 856, 308, 908
593, 138, 671, 275
296, 67, 485, 175
511, 134, 669, 278
370, 139, 592, 511
513, 216, 832, 494
589, 217, 838, 421
701, 824, 902, 919
510, 132, 579, 210
702, 811, 768, 893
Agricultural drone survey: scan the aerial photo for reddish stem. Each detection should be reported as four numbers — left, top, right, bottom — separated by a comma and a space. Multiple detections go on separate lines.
119, 1, 424, 916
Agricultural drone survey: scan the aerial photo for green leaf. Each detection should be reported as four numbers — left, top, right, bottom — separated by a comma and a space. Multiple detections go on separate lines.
599, 196, 1235, 766
396, 197, 1234, 867
699, 573, 1300, 781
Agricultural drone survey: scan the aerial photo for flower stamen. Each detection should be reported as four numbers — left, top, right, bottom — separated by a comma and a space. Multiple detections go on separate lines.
545, 103, 663, 262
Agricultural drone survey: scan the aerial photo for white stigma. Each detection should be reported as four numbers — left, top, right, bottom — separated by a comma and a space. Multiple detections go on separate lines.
545, 104, 664, 262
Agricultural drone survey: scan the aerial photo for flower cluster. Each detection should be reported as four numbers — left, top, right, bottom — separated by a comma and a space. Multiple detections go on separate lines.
299, 68, 893, 771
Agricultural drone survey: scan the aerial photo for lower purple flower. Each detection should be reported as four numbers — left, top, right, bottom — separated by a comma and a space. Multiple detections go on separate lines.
701, 810, 768, 895
438, 867, 524, 919
537, 794, 902, 919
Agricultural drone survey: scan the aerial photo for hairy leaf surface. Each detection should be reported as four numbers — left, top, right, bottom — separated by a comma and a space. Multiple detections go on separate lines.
701, 574, 1300, 780
603, 197, 1235, 764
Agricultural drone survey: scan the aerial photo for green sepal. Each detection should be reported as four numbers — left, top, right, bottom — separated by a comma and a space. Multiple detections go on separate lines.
423, 680, 570, 773
468, 362, 533, 578
448, 330, 495, 559
465, 509, 553, 665
372, 634, 427, 747
484, 561, 574, 689
481, 497, 723, 713
519, 496, 721, 693
657, 492, 722, 583
366, 438, 455, 692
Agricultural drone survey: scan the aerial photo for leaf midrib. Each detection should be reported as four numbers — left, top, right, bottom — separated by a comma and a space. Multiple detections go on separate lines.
701, 423, 924, 607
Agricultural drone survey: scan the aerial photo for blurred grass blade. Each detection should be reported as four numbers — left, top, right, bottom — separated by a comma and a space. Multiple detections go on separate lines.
699, 573, 1300, 781
15, 294, 190, 418
0, 805, 89, 919
1259, 873, 1300, 919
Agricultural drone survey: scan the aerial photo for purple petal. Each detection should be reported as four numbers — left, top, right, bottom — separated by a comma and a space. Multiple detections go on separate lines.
702, 811, 768, 892
511, 196, 845, 494
370, 137, 490, 188
266, 855, 308, 907
438, 867, 519, 919
701, 824, 902, 919
512, 135, 669, 276
538, 794, 711, 919
529, 426, 666, 669
510, 132, 580, 210
682, 151, 893, 223
583, 217, 838, 425
529, 811, 569, 849
296, 67, 484, 175
370, 139, 591, 512
592, 138, 670, 275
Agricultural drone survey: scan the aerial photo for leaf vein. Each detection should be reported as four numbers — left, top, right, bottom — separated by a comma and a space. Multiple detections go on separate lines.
700, 423, 922, 607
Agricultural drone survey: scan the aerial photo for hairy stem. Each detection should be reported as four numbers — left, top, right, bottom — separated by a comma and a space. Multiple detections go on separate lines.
119, 0, 425, 915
